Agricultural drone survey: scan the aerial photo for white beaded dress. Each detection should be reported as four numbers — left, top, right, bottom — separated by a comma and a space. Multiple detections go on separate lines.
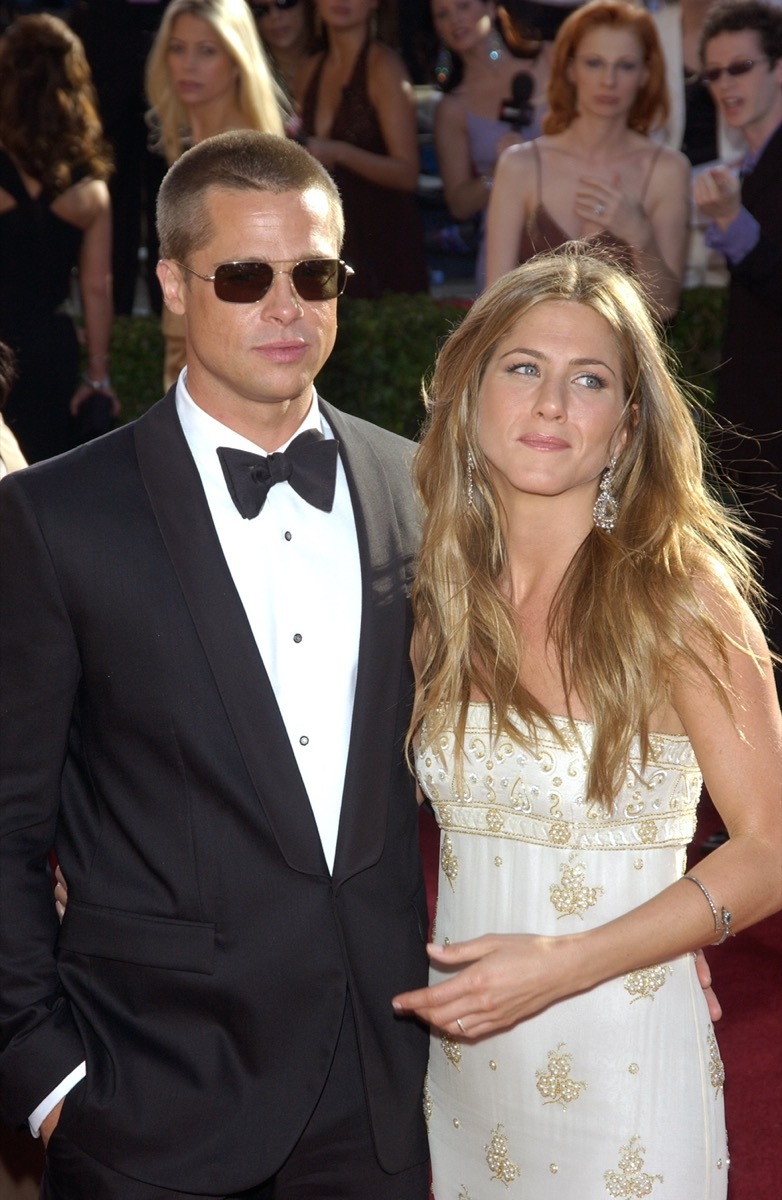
416, 705, 728, 1200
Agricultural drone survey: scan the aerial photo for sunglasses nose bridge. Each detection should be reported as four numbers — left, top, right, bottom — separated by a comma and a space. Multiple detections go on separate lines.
262, 266, 304, 312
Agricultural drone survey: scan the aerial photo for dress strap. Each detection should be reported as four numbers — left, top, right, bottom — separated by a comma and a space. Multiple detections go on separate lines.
532, 139, 543, 207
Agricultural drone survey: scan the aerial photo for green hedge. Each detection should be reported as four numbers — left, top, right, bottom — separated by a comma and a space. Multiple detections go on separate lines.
109, 286, 727, 440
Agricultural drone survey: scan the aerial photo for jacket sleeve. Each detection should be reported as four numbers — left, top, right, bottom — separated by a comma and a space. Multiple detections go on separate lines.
0, 475, 86, 1127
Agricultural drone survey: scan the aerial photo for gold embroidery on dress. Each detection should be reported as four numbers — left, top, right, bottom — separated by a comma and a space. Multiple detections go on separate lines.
441, 833, 458, 890
550, 853, 604, 919
637, 819, 658, 843
485, 1123, 521, 1186
422, 1074, 432, 1130
604, 1136, 663, 1197
707, 1032, 725, 1093
548, 820, 571, 846
535, 1043, 586, 1108
486, 808, 504, 832
623, 964, 672, 1002
441, 1033, 462, 1070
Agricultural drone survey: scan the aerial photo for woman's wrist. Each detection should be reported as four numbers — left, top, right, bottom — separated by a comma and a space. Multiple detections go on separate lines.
81, 372, 112, 391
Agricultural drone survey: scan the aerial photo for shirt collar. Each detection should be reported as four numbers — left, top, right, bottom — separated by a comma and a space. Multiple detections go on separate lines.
175, 371, 329, 470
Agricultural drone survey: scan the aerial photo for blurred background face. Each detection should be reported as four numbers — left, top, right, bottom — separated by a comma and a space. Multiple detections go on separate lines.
166, 13, 238, 108
567, 25, 648, 119
254, 0, 307, 55
431, 0, 494, 55
315, 0, 377, 34
703, 29, 782, 138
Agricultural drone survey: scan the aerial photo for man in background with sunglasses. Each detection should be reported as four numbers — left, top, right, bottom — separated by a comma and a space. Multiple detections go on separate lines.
0, 131, 430, 1199
694, 0, 782, 689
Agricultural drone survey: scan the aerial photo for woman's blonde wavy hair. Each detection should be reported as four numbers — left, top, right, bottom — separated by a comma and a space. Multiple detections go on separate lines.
409, 245, 764, 805
145, 0, 285, 165
544, 0, 669, 136
0, 14, 112, 195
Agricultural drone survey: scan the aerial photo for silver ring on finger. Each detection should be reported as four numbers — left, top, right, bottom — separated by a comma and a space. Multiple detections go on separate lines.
456, 1017, 467, 1035
594, 203, 605, 216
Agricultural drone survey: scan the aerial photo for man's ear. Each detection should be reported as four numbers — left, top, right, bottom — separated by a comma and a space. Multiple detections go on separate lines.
157, 260, 187, 316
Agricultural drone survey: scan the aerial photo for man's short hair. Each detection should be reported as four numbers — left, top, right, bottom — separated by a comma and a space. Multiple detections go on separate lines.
157, 130, 345, 264
700, 0, 782, 64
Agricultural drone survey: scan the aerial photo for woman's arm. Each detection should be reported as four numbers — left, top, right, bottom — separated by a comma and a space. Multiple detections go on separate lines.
484, 142, 532, 287
393, 586, 782, 1038
434, 94, 492, 221
69, 179, 119, 416
575, 148, 690, 321
306, 46, 420, 191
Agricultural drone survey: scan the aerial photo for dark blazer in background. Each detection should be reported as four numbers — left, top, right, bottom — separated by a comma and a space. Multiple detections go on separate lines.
714, 121, 782, 657
0, 392, 429, 1194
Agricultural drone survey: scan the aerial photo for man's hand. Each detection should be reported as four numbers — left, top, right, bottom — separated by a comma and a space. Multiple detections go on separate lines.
54, 864, 68, 922
40, 1099, 63, 1149
693, 166, 742, 230
695, 948, 722, 1022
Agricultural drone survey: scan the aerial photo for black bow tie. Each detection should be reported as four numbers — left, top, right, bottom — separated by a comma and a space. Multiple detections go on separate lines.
217, 430, 339, 519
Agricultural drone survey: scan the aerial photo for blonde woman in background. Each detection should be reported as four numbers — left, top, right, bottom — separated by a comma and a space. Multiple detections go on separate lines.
146, 0, 286, 387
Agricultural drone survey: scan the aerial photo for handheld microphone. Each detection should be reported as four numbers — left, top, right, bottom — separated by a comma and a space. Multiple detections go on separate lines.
498, 72, 534, 131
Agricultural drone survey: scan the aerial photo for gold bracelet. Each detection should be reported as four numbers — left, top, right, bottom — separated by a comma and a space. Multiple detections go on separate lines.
683, 875, 733, 945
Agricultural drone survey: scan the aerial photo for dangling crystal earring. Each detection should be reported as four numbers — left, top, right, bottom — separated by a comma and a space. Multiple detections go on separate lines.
466, 451, 475, 507
593, 456, 619, 532
487, 28, 503, 62
434, 42, 453, 87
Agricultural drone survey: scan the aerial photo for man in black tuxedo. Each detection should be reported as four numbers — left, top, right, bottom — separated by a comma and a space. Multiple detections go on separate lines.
0, 131, 429, 1199
694, 0, 782, 678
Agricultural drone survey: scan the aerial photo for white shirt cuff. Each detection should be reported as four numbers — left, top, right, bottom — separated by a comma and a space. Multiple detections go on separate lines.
29, 1061, 86, 1137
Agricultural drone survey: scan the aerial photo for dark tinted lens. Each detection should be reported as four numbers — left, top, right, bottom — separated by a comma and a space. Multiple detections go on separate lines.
291, 259, 346, 300
213, 262, 273, 302
702, 60, 755, 83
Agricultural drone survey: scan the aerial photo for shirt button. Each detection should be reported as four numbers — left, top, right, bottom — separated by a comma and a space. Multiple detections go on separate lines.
293, 633, 302, 643
284, 530, 292, 541
299, 735, 309, 746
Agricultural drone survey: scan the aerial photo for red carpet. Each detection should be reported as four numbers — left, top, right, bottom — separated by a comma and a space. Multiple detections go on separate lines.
419, 796, 782, 1199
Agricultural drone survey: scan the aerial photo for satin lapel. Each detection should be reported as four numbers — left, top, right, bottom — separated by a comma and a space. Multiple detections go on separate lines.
133, 393, 327, 876
320, 401, 416, 885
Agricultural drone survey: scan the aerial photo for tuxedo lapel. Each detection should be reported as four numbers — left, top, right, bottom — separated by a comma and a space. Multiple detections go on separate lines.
320, 401, 416, 884
134, 392, 327, 875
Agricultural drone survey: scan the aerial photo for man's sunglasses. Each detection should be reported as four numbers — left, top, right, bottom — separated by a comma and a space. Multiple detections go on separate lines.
175, 259, 354, 303
252, 0, 300, 18
699, 57, 769, 85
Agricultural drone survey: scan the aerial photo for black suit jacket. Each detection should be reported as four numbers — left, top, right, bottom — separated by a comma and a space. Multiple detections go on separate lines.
0, 392, 429, 1192
718, 120, 782, 429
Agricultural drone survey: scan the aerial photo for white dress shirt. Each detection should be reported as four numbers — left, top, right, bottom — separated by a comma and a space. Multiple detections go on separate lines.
176, 377, 362, 871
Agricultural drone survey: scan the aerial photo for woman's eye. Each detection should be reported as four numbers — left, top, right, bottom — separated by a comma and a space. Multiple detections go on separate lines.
509, 361, 539, 376
619, 60, 641, 72
575, 373, 605, 389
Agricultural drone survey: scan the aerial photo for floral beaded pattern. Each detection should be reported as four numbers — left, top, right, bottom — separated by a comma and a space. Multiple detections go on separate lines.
417, 707, 702, 855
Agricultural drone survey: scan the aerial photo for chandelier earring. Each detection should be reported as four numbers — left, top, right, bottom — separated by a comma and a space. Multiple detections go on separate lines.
487, 27, 503, 62
593, 456, 619, 532
466, 451, 475, 507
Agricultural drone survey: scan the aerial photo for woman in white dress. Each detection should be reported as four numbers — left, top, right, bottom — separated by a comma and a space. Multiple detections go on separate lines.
392, 246, 782, 1198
